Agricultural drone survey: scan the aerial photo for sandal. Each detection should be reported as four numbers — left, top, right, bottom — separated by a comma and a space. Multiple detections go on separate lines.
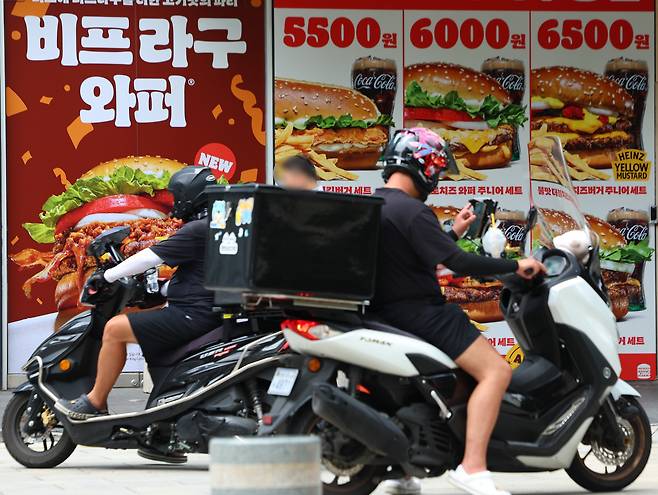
56, 394, 108, 420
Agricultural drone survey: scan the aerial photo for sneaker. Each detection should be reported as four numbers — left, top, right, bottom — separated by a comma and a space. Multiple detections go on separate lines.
447, 465, 510, 495
56, 394, 108, 420
381, 477, 422, 494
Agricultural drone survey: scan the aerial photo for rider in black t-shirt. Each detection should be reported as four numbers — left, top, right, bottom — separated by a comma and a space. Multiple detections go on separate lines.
59, 167, 219, 422
373, 128, 544, 495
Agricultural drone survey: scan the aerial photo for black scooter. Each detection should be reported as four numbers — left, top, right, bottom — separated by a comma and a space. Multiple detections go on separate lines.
2, 226, 294, 468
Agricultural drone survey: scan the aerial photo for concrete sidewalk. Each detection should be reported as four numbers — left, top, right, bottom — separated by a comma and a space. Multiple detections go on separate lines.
1, 383, 657, 495
1, 438, 658, 495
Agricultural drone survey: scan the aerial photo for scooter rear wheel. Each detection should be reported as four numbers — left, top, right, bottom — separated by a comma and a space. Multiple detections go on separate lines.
566, 397, 651, 492
2, 392, 77, 468
287, 406, 388, 495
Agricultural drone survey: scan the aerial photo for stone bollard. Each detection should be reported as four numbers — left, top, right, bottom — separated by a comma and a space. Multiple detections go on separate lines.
210, 436, 321, 495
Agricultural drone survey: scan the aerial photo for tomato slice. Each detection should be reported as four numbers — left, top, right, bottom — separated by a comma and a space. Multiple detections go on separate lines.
437, 274, 467, 286
151, 190, 174, 207
404, 107, 481, 123
55, 194, 170, 235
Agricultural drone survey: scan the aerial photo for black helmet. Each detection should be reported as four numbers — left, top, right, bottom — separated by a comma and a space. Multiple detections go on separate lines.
168, 166, 217, 221
381, 128, 458, 199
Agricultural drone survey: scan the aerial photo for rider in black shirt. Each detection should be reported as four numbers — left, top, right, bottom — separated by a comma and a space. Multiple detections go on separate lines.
373, 128, 544, 495
59, 167, 220, 421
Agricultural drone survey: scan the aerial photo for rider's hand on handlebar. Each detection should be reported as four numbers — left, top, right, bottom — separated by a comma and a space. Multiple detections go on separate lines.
86, 270, 108, 294
516, 258, 546, 280
452, 204, 477, 238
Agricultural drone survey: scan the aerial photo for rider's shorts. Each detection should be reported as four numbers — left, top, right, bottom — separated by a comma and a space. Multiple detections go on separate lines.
374, 302, 481, 360
127, 305, 221, 363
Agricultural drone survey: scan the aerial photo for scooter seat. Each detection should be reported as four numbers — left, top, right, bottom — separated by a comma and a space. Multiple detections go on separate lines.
150, 326, 226, 367
360, 317, 422, 341
508, 353, 561, 394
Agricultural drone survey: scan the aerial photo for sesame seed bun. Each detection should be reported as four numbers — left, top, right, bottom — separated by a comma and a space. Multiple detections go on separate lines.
531, 66, 634, 117
404, 62, 511, 104
80, 155, 186, 180
431, 205, 461, 225
496, 209, 526, 222
584, 214, 626, 250
606, 208, 649, 223
534, 209, 580, 240
275, 78, 379, 122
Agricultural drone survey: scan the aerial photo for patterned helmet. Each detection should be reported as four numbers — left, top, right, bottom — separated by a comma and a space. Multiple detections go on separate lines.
381, 127, 457, 197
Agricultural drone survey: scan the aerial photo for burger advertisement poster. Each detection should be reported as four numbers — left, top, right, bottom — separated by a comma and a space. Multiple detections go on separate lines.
274, 8, 402, 187
2, 0, 269, 374
530, 7, 656, 380
274, 0, 656, 380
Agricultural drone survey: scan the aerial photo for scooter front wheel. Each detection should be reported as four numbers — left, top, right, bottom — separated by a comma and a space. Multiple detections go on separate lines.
2, 392, 77, 468
566, 397, 651, 492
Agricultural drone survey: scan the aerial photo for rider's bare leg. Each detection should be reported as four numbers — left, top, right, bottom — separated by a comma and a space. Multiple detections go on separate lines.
87, 315, 137, 411
454, 336, 512, 474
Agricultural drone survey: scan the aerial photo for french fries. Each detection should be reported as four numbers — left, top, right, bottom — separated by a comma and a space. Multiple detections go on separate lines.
308, 151, 358, 180
564, 151, 610, 181
274, 123, 359, 181
531, 125, 609, 181
274, 123, 293, 147
445, 158, 488, 181
529, 136, 570, 186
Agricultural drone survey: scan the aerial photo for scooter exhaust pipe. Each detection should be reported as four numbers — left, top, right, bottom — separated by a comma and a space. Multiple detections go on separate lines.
312, 383, 409, 463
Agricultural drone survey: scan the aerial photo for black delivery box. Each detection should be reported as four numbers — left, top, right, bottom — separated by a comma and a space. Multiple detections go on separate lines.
204, 185, 383, 304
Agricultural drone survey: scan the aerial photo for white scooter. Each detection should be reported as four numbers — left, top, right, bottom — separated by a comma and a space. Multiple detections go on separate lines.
266, 139, 651, 495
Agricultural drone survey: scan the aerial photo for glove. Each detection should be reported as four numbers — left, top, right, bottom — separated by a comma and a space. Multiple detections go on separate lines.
85, 270, 108, 294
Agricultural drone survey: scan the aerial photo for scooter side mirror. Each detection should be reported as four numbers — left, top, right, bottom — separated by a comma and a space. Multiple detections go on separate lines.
517, 207, 538, 258
525, 207, 538, 233
519, 208, 537, 245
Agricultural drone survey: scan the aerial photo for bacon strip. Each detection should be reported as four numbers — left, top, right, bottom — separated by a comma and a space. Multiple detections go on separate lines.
13, 217, 183, 299
21, 251, 68, 298
10, 248, 54, 269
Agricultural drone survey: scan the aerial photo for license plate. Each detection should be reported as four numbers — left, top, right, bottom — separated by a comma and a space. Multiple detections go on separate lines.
267, 368, 299, 397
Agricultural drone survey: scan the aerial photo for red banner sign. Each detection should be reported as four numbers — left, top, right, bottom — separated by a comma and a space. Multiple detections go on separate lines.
3, 0, 268, 372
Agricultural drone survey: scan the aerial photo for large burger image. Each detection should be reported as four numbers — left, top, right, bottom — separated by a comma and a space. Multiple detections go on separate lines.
11, 156, 185, 321
531, 66, 634, 169
585, 214, 652, 318
404, 62, 527, 170
534, 209, 646, 320
274, 78, 393, 171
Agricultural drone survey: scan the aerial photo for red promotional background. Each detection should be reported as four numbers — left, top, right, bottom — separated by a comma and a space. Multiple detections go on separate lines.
275, 0, 655, 11
4, 1, 267, 323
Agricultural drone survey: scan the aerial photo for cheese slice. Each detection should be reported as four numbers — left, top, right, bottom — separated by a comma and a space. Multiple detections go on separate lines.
538, 106, 618, 135
438, 128, 499, 155
543, 108, 603, 134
